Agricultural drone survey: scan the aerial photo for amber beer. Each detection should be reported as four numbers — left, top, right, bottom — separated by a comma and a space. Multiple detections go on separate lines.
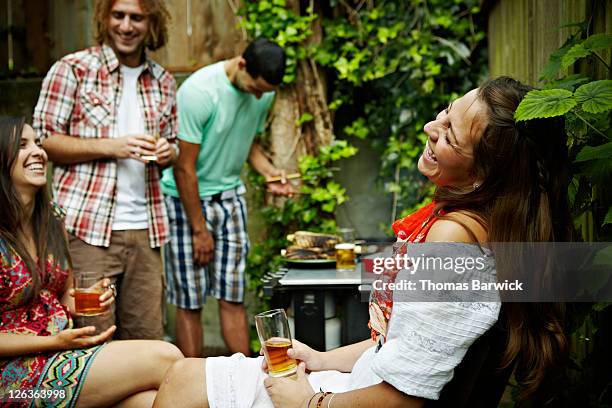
335, 243, 356, 269
74, 289, 104, 316
255, 309, 297, 378
262, 338, 297, 377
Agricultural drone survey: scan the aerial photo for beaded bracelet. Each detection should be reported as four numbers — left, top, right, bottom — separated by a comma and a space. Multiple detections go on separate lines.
316, 392, 331, 408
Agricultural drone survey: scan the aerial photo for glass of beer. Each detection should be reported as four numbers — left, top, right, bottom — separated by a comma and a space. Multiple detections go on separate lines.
336, 227, 356, 270
73, 272, 106, 316
140, 133, 159, 161
255, 309, 298, 378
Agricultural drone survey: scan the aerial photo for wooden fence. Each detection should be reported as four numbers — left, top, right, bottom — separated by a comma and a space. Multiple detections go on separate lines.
0, 0, 245, 76
487, 0, 612, 85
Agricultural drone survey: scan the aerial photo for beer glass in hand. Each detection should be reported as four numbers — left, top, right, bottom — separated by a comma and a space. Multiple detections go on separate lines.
140, 133, 159, 161
73, 272, 106, 316
255, 309, 298, 378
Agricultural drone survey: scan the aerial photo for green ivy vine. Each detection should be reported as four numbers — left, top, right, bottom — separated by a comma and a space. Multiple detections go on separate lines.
239, 0, 487, 300
239, 0, 316, 84
315, 0, 488, 226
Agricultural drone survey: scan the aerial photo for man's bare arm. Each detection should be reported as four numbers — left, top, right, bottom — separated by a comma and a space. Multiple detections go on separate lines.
248, 142, 294, 196
174, 139, 214, 265
42, 133, 157, 164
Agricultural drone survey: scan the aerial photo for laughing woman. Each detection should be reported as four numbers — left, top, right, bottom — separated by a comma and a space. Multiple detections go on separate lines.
153, 76, 570, 408
0, 117, 183, 408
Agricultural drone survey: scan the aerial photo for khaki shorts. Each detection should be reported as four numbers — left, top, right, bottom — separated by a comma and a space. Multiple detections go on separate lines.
69, 230, 164, 340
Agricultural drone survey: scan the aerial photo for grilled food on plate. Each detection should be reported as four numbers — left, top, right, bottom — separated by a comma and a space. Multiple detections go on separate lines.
287, 231, 340, 250
284, 231, 340, 260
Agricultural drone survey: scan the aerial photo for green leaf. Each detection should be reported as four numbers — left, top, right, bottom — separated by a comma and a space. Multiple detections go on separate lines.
377, 27, 390, 44
578, 158, 612, 184
540, 42, 578, 81
594, 302, 612, 311
321, 201, 336, 212
343, 119, 369, 139
433, 15, 453, 28
561, 43, 591, 69
555, 21, 587, 30
575, 143, 612, 162
334, 57, 350, 77
567, 176, 579, 208
301, 208, 317, 223
422, 78, 435, 94
328, 99, 343, 110
257, 1, 271, 12
250, 339, 261, 353
583, 33, 612, 52
435, 37, 471, 61
296, 112, 314, 126
574, 80, 612, 114
544, 74, 590, 91
603, 207, 612, 226
514, 89, 576, 121
311, 187, 332, 201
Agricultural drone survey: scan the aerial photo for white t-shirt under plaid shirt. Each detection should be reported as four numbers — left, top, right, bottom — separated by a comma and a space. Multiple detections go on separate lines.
33, 44, 177, 248
113, 64, 148, 230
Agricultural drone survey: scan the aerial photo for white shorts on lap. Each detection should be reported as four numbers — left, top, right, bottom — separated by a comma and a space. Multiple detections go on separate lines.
205, 354, 355, 408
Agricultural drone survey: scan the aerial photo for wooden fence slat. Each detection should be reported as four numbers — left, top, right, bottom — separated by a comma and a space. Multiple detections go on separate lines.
489, 0, 609, 85
150, 0, 246, 72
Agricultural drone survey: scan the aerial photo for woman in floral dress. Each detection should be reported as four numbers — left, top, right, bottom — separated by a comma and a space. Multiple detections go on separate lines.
0, 117, 183, 407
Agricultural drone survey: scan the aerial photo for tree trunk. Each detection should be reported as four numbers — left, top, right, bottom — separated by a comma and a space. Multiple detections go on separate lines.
265, 0, 333, 204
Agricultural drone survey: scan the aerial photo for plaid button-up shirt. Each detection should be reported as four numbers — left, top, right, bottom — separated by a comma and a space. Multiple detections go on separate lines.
33, 44, 177, 248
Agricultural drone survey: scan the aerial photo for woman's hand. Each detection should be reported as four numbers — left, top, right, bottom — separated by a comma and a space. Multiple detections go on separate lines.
264, 363, 315, 408
261, 339, 325, 374
69, 278, 116, 312
51, 325, 116, 351
97, 278, 115, 311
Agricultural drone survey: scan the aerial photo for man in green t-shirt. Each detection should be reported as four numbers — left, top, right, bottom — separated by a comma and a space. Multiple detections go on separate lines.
161, 38, 291, 357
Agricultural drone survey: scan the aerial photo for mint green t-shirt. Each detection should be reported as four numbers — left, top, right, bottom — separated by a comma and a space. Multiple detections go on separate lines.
161, 61, 275, 198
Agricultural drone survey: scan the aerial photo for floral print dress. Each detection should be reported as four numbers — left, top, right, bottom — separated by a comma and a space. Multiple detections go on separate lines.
0, 240, 104, 408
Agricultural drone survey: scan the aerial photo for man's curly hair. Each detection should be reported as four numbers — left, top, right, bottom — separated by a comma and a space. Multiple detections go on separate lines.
93, 0, 171, 51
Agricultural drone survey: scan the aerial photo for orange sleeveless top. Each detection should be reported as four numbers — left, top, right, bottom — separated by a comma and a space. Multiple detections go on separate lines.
368, 202, 439, 341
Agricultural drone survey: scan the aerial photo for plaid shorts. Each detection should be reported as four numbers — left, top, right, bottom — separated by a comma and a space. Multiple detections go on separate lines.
164, 190, 250, 308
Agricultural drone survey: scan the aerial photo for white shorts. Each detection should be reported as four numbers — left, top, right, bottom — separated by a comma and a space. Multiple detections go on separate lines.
205, 354, 355, 408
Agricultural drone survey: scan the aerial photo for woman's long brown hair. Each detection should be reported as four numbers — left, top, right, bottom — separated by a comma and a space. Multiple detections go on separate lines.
0, 117, 71, 302
433, 77, 572, 398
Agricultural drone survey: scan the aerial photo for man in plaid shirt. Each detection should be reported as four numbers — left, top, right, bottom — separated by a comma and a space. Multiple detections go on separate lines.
32, 0, 177, 340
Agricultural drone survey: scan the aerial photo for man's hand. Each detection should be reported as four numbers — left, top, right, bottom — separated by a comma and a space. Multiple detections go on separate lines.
266, 170, 296, 197
192, 228, 214, 266
155, 137, 174, 167
110, 134, 157, 163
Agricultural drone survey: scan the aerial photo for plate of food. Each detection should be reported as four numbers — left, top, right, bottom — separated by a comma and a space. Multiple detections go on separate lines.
281, 231, 339, 267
